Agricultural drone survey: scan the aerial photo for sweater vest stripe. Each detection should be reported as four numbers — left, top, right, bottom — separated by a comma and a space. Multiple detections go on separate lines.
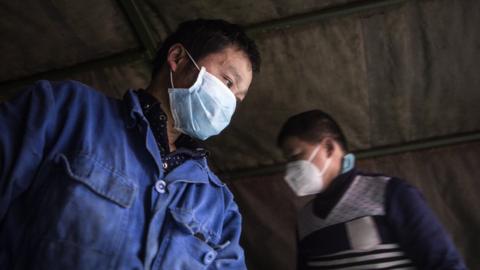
306, 244, 415, 269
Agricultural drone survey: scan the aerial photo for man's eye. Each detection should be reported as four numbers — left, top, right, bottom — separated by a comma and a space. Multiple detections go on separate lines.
224, 77, 233, 88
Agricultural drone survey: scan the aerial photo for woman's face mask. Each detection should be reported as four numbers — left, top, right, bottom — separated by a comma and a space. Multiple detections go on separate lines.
168, 48, 237, 140
284, 145, 332, 197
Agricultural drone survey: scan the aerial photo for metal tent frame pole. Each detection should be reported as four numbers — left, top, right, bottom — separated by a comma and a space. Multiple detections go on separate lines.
218, 131, 480, 180
117, 0, 158, 60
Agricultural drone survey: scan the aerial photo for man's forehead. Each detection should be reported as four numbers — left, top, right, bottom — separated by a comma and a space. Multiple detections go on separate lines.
202, 47, 248, 64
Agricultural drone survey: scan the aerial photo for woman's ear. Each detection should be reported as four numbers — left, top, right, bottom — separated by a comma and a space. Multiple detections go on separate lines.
166, 44, 187, 72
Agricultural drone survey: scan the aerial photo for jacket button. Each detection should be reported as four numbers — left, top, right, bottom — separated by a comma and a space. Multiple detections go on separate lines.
155, 180, 167, 194
203, 250, 216, 265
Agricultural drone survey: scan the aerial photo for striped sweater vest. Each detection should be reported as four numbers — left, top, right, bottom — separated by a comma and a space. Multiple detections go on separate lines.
297, 175, 416, 270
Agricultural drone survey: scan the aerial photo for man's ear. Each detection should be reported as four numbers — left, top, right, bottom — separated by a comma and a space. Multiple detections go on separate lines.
323, 138, 335, 156
166, 44, 187, 72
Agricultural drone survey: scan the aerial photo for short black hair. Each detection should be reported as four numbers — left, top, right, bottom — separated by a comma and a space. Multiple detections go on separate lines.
277, 110, 348, 152
152, 19, 261, 77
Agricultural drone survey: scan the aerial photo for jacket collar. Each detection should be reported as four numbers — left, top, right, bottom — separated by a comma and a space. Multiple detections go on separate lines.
122, 89, 146, 129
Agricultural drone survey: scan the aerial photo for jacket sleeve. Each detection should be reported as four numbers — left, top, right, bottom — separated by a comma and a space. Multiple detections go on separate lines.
386, 178, 467, 270
0, 81, 57, 222
208, 199, 247, 270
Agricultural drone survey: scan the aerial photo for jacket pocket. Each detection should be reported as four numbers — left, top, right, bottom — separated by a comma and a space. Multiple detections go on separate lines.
157, 208, 220, 270
58, 153, 136, 208
24, 152, 137, 269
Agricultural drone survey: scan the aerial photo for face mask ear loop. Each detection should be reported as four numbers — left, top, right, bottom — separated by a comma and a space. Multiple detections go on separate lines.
319, 157, 332, 175
183, 47, 200, 70
170, 70, 175, 88
308, 145, 321, 162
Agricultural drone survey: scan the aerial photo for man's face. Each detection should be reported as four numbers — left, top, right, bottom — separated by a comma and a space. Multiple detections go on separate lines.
172, 45, 253, 103
281, 136, 344, 193
281, 136, 331, 173
196, 46, 253, 103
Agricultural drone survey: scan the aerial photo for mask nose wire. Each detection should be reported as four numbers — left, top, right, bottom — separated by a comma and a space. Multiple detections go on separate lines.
319, 157, 332, 175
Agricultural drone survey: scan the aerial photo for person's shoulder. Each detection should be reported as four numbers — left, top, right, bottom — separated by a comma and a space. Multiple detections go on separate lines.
7, 80, 104, 107
381, 175, 423, 209
353, 170, 393, 184
207, 169, 230, 192
205, 168, 239, 207
352, 170, 419, 202
355, 170, 414, 192
48, 80, 106, 99
32, 79, 93, 91
30, 80, 104, 97
19, 80, 108, 105
353, 171, 421, 210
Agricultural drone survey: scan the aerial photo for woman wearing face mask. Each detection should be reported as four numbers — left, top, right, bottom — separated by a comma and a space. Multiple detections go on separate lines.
277, 110, 466, 270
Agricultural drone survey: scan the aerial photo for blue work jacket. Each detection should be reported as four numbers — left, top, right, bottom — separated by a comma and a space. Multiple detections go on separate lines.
0, 80, 246, 270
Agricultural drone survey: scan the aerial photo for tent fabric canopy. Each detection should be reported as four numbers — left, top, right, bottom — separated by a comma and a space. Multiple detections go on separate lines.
0, 0, 138, 82
1, 0, 479, 269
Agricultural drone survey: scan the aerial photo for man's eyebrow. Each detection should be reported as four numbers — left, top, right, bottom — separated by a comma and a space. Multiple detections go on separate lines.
227, 66, 243, 84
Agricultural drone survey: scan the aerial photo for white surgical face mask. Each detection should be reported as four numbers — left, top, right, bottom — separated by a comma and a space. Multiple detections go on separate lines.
284, 146, 332, 197
168, 48, 237, 140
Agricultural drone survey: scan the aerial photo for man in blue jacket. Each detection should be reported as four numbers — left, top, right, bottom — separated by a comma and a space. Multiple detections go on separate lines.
0, 19, 260, 270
